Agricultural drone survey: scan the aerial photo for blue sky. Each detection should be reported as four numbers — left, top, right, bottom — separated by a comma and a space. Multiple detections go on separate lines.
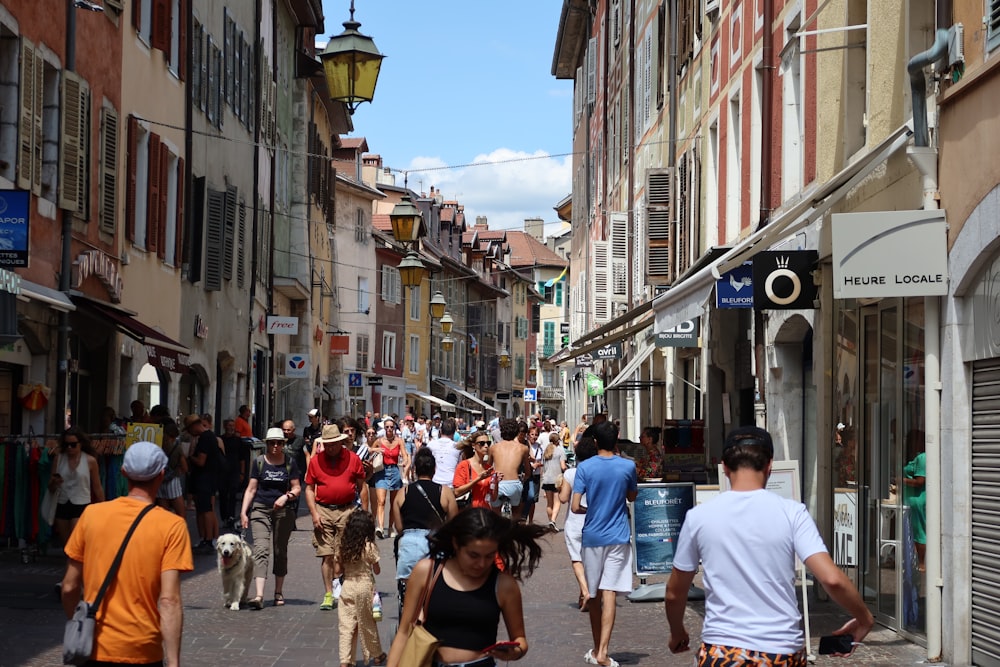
319, 1, 573, 232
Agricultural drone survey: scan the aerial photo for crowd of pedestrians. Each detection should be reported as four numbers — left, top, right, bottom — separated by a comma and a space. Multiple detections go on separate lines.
48, 404, 876, 667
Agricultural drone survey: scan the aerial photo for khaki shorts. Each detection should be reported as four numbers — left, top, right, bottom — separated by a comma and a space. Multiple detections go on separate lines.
311, 504, 354, 559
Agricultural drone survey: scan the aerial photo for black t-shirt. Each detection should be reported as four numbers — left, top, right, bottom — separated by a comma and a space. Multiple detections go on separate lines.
221, 434, 247, 483
250, 456, 301, 506
192, 430, 222, 489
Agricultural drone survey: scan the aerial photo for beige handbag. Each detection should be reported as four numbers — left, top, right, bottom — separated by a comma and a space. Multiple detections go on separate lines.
399, 560, 445, 667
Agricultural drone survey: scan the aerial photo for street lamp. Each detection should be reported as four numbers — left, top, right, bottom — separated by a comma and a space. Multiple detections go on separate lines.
439, 311, 454, 334
429, 290, 447, 319
389, 195, 423, 243
498, 345, 511, 368
397, 250, 427, 289
441, 335, 455, 352
318, 0, 384, 114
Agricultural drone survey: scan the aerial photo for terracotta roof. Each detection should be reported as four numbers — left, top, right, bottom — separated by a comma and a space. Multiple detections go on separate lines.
476, 230, 506, 241
341, 138, 367, 150
506, 231, 568, 269
372, 214, 392, 233
440, 207, 455, 223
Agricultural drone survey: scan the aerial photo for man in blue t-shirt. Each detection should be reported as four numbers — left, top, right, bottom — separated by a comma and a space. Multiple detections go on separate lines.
572, 421, 638, 667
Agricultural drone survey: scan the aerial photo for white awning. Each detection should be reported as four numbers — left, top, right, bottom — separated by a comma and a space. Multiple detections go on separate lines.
653, 121, 914, 333
605, 337, 657, 390
17, 280, 75, 311
405, 389, 456, 412
434, 378, 499, 412
573, 298, 654, 346
555, 313, 655, 365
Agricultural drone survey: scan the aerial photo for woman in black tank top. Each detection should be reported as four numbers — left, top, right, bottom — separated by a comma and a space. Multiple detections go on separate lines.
384, 507, 547, 667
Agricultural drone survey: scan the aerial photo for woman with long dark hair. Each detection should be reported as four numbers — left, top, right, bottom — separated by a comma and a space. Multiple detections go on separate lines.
386, 507, 546, 667
49, 427, 105, 544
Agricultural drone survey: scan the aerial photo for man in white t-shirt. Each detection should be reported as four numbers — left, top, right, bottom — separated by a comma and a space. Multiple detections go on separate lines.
665, 426, 874, 665
425, 417, 462, 488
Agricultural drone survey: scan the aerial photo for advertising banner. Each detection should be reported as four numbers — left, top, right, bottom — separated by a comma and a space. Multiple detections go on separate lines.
585, 373, 604, 396
752, 251, 818, 309
655, 318, 699, 347
0, 190, 29, 267
716, 262, 754, 308
595, 342, 623, 359
630, 483, 696, 575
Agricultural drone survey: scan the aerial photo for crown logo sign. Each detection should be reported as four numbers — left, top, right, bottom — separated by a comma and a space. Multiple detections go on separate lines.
776, 256, 790, 269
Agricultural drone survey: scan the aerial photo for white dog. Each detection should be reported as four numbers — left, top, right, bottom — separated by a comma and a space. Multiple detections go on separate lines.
216, 533, 254, 610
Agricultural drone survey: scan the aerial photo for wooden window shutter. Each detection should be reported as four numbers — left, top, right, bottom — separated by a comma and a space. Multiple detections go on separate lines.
98, 106, 118, 234
592, 240, 610, 322
17, 38, 35, 192
174, 156, 184, 266
610, 212, 628, 296
176, 0, 186, 81
156, 148, 168, 259
125, 115, 139, 242
223, 185, 236, 281
31, 49, 43, 195
646, 167, 674, 282
132, 0, 141, 31
236, 200, 246, 288
188, 175, 204, 283
204, 188, 224, 291
152, 0, 171, 55
146, 132, 161, 253
59, 71, 84, 212
223, 11, 233, 106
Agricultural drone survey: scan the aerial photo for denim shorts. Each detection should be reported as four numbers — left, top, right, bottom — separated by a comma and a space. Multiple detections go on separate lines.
395, 528, 431, 580
373, 463, 403, 490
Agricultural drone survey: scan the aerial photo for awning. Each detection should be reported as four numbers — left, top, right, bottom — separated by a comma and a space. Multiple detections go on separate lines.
555, 314, 654, 364
17, 280, 76, 312
605, 336, 657, 390
653, 121, 914, 333
573, 298, 654, 347
405, 389, 456, 412
70, 295, 191, 373
434, 378, 499, 412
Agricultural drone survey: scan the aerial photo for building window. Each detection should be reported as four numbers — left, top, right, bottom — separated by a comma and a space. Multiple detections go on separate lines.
381, 265, 401, 304
543, 322, 555, 357
409, 335, 419, 374
382, 332, 396, 369
409, 286, 420, 320
358, 276, 369, 314
356, 333, 369, 370
355, 208, 368, 243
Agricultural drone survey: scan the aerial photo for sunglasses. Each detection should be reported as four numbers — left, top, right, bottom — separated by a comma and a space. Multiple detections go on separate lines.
475, 440, 491, 446
64, 441, 80, 447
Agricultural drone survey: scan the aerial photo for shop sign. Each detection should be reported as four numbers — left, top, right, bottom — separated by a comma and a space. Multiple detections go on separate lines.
367, 375, 383, 386
655, 318, 699, 347
329, 334, 350, 355
284, 353, 310, 378
0, 190, 29, 267
595, 342, 623, 359
575, 353, 594, 367
73, 250, 123, 303
560, 322, 570, 334
512, 389, 523, 398
752, 251, 818, 310
715, 262, 754, 308
832, 210, 948, 298
146, 344, 190, 373
629, 483, 695, 575
0, 267, 21, 295
496, 392, 511, 400
267, 316, 299, 335
194, 315, 209, 339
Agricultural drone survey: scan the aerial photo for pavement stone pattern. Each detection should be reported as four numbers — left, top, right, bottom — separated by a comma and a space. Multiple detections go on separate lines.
0, 508, 939, 666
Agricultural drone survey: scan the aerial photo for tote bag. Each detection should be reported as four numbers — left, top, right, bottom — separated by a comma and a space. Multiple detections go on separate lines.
399, 560, 445, 667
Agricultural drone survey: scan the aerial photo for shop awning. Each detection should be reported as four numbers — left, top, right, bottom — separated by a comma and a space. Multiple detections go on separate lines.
653, 121, 914, 333
573, 298, 654, 347
605, 336, 657, 390
17, 280, 76, 312
405, 389, 456, 412
434, 378, 499, 412
555, 314, 654, 364
70, 294, 191, 373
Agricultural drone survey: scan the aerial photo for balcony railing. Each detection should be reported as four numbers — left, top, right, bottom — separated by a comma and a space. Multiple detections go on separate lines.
538, 386, 564, 401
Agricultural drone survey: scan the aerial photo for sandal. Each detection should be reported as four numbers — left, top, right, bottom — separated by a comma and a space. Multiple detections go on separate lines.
372, 653, 387, 666
249, 596, 263, 610
273, 593, 285, 606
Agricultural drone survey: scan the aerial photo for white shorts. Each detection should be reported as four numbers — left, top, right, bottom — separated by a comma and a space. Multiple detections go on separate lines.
582, 543, 633, 596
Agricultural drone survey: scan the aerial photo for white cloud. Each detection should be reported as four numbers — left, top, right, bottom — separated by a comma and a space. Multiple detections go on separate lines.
401, 149, 571, 231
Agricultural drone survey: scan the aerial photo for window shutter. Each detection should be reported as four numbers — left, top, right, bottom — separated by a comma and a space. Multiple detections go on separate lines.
644, 32, 653, 126
59, 72, 84, 211
223, 185, 236, 280
236, 200, 246, 288
31, 49, 43, 196
157, 147, 168, 258
16, 38, 35, 192
174, 156, 184, 266
224, 11, 233, 106
132, 0, 141, 31
646, 167, 674, 282
587, 37, 597, 105
98, 106, 118, 234
677, 152, 690, 275
125, 116, 139, 242
380, 265, 390, 301
991, 0, 1000, 51
152, 0, 171, 55
592, 240, 610, 323
610, 212, 628, 296
204, 188, 224, 291
177, 0, 186, 81
188, 176, 204, 283
146, 132, 161, 253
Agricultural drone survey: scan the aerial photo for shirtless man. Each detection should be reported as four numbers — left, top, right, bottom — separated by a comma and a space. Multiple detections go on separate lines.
488, 418, 532, 520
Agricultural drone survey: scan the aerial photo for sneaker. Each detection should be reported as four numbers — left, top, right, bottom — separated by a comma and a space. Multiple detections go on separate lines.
388, 529, 399, 539
375, 527, 384, 539
372, 592, 383, 621
320, 592, 334, 610
332, 578, 343, 601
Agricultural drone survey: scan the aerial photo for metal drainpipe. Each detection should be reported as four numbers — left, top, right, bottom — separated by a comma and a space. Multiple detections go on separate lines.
753, 0, 774, 430
905, 1, 949, 655
56, 0, 77, 432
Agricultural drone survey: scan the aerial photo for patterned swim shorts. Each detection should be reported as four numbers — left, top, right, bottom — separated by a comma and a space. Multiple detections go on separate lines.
697, 643, 807, 666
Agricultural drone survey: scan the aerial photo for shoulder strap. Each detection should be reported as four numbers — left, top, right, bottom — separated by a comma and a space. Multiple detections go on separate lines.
89, 503, 156, 616
412, 481, 445, 525
414, 558, 445, 626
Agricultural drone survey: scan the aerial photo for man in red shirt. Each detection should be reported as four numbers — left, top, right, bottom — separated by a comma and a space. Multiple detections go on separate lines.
304, 423, 365, 610
234, 404, 253, 438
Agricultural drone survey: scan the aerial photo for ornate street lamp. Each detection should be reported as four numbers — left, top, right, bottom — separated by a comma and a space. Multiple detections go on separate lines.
441, 335, 455, 352
498, 345, 511, 368
429, 291, 447, 319
389, 195, 423, 243
319, 1, 384, 114
439, 311, 454, 334
397, 250, 427, 289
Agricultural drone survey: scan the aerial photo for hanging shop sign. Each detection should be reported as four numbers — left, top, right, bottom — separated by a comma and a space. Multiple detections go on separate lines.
585, 373, 604, 396
283, 353, 310, 378
367, 375, 383, 386
329, 334, 350, 355
832, 209, 948, 299
575, 353, 595, 367
655, 318, 700, 347
595, 342, 623, 359
0, 190, 29, 267
752, 251, 818, 310
715, 262, 754, 308
267, 316, 299, 335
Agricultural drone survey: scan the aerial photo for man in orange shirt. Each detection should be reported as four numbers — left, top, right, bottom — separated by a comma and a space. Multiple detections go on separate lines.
234, 404, 254, 438
62, 441, 194, 666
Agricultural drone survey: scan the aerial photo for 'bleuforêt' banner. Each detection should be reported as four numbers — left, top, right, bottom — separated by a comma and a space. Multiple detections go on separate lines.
630, 483, 696, 576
